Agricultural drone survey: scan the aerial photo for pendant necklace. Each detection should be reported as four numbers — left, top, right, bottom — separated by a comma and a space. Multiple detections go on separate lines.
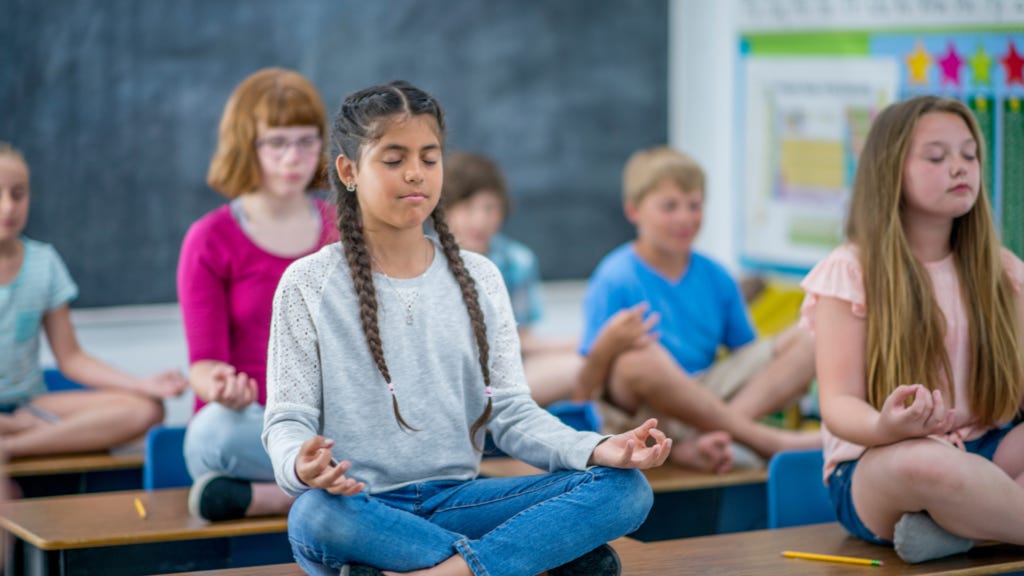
371, 240, 431, 326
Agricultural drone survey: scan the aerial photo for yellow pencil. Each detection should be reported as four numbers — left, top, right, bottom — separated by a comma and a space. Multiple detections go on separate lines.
133, 497, 147, 519
782, 550, 883, 566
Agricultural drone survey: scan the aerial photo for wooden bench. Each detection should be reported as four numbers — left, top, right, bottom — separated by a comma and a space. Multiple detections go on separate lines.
9, 450, 145, 497
479, 457, 768, 540
154, 524, 1024, 576
0, 488, 289, 575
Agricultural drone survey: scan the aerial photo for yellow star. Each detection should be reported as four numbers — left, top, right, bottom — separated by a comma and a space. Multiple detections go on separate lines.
974, 95, 988, 112
906, 41, 931, 85
1010, 97, 1021, 114
969, 45, 993, 86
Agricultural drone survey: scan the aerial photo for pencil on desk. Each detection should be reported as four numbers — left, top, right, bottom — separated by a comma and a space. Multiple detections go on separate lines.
782, 550, 883, 566
133, 497, 147, 519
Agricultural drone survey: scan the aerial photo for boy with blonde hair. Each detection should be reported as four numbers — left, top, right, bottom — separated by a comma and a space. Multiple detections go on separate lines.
578, 146, 820, 471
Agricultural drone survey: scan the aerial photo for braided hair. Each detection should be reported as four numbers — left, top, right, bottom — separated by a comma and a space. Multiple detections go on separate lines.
328, 81, 493, 446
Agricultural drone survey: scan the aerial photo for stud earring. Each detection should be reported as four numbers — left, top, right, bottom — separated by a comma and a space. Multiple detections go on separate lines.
346, 181, 356, 193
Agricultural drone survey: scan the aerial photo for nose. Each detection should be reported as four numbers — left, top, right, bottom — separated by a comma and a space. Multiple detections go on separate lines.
405, 165, 424, 184
950, 160, 967, 178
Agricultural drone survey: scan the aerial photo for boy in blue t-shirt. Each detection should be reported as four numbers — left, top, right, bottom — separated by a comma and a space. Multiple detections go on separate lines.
578, 146, 820, 472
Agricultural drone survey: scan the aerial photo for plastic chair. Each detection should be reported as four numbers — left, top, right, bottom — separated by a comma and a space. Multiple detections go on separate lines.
144, 425, 192, 490
766, 448, 835, 529
546, 400, 602, 432
43, 368, 87, 392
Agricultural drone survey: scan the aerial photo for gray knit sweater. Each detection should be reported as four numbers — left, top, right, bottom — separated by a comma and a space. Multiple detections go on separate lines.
262, 239, 603, 497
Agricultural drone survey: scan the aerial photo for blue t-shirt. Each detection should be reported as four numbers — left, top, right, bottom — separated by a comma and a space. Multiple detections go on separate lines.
487, 233, 544, 327
0, 237, 79, 404
580, 243, 754, 375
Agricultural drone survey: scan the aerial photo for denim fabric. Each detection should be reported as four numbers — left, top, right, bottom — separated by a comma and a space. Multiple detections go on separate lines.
183, 403, 275, 481
288, 466, 651, 576
828, 423, 1016, 545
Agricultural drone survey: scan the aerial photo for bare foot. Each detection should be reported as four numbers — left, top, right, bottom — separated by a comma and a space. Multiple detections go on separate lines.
670, 431, 733, 473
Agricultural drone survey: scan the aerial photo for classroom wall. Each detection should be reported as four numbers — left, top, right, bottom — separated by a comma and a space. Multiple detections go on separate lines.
1, 0, 669, 307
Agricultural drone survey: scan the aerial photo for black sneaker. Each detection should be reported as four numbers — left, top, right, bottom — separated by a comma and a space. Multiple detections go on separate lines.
346, 565, 384, 576
187, 472, 252, 521
549, 543, 621, 576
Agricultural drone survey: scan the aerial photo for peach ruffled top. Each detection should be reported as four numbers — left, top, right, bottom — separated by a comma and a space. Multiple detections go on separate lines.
800, 243, 1024, 481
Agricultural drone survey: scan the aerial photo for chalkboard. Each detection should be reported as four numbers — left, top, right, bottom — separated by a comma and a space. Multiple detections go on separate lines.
1, 0, 668, 307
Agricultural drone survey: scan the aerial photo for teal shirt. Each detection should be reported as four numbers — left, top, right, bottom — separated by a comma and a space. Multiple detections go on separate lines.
0, 237, 79, 404
487, 234, 544, 327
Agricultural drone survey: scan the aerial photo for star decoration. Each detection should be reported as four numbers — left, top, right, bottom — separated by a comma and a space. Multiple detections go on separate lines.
1003, 40, 1024, 86
938, 42, 963, 86
906, 41, 931, 85
974, 95, 988, 112
968, 45, 993, 86
1010, 97, 1021, 114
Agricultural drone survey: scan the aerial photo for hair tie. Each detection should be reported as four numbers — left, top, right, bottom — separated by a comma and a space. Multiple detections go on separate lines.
485, 386, 493, 398
388, 383, 396, 396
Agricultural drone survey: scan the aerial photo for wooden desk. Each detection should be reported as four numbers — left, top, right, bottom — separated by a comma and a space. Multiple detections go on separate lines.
7, 452, 143, 478
0, 488, 289, 575
8, 450, 145, 498
479, 458, 769, 540
147, 527, 1024, 576
630, 523, 1024, 576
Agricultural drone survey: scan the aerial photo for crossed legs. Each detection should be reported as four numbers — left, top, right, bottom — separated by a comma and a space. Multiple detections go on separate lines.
0, 390, 163, 458
852, 428, 1024, 545
607, 340, 819, 470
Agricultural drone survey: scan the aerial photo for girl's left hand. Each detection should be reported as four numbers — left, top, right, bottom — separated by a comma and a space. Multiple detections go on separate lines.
588, 418, 672, 469
138, 370, 188, 398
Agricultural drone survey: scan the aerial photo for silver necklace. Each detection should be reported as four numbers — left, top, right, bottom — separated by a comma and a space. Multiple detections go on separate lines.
371, 240, 431, 326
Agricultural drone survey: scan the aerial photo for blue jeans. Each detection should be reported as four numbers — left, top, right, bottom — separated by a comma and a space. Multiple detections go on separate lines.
288, 466, 652, 576
183, 403, 275, 481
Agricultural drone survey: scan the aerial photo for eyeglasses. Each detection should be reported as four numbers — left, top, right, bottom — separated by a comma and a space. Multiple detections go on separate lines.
255, 135, 322, 158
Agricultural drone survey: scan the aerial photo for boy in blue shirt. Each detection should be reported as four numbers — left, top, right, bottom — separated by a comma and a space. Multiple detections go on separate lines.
578, 146, 820, 472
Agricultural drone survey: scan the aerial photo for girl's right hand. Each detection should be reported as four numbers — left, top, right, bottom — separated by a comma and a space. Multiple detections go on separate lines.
295, 436, 365, 496
878, 384, 955, 441
208, 364, 258, 410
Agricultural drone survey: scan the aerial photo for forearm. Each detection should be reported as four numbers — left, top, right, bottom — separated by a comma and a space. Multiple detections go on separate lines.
55, 349, 140, 392
820, 395, 898, 447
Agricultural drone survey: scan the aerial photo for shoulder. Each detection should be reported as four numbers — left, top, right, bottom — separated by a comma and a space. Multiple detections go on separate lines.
493, 234, 537, 264
182, 205, 234, 247
999, 247, 1024, 292
462, 248, 508, 299
591, 243, 635, 277
281, 243, 344, 286
22, 237, 60, 262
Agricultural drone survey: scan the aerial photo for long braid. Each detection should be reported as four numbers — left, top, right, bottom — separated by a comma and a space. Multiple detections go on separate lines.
432, 205, 493, 449
331, 168, 417, 431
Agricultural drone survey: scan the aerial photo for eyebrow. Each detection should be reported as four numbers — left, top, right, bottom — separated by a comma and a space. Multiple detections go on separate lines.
920, 139, 976, 149
379, 143, 441, 153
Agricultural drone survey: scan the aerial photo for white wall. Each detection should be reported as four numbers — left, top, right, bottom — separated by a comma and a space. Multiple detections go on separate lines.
669, 0, 740, 273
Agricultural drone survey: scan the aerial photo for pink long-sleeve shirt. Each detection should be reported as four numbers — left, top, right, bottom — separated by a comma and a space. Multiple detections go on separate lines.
177, 198, 339, 412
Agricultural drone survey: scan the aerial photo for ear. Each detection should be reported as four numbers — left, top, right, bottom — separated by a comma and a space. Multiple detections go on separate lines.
623, 200, 639, 225
336, 154, 357, 189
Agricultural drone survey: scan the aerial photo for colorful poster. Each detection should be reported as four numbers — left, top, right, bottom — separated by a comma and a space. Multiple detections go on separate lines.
739, 29, 1024, 271
741, 58, 898, 270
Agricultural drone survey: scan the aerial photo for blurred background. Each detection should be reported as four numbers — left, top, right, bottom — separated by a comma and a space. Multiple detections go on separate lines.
3, 1, 1022, 422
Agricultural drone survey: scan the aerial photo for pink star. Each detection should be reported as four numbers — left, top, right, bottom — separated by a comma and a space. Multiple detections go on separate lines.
938, 42, 963, 86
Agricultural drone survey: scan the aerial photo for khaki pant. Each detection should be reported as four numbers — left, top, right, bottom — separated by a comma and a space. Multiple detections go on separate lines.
598, 338, 775, 442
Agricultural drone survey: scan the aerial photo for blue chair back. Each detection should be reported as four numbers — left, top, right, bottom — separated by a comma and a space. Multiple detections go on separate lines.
546, 400, 602, 432
766, 448, 835, 529
43, 368, 87, 392
144, 425, 192, 490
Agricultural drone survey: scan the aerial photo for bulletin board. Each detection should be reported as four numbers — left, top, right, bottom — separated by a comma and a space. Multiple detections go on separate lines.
736, 5, 1024, 273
